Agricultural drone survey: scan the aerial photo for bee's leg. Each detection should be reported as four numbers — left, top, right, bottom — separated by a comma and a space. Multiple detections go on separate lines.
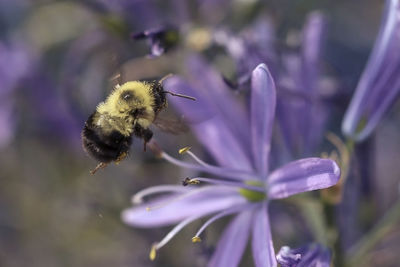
134, 123, 153, 152
90, 162, 108, 175
115, 152, 128, 165
142, 129, 153, 152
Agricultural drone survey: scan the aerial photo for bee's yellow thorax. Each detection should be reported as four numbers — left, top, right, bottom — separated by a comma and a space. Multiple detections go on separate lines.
95, 81, 155, 136
97, 81, 154, 116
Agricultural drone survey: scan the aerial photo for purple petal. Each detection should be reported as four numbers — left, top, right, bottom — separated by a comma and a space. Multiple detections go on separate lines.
165, 76, 253, 171
192, 117, 254, 172
276, 244, 331, 267
0, 102, 14, 147
342, 0, 400, 141
276, 92, 328, 158
0, 41, 33, 96
215, 18, 278, 78
299, 12, 328, 154
276, 12, 331, 158
276, 246, 301, 267
242, 18, 278, 75
297, 245, 331, 267
252, 202, 277, 267
251, 64, 276, 177
184, 55, 251, 147
208, 209, 253, 267
163, 76, 216, 123
268, 158, 340, 199
122, 186, 245, 227
132, 27, 180, 57
301, 11, 326, 89
276, 55, 314, 158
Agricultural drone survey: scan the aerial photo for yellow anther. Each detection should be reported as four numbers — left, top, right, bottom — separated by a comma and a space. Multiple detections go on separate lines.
192, 236, 202, 243
189, 179, 200, 185
182, 177, 200, 186
146, 207, 151, 211
179, 146, 191, 154
149, 244, 157, 261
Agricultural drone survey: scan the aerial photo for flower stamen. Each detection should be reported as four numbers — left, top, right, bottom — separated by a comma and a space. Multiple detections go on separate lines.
179, 147, 214, 168
192, 204, 250, 242
144, 186, 218, 211
184, 177, 266, 193
150, 214, 202, 259
132, 185, 189, 204
161, 151, 256, 181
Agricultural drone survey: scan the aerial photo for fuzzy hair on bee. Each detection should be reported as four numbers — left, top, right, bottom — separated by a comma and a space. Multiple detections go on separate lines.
81, 77, 195, 174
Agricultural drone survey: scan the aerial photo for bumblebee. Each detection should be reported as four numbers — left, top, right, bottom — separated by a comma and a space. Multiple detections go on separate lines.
82, 77, 195, 174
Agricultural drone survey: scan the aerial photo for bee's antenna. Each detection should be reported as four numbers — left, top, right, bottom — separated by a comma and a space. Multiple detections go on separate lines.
163, 91, 197, 101
159, 73, 174, 84
109, 53, 123, 88
110, 72, 123, 89
159, 73, 196, 101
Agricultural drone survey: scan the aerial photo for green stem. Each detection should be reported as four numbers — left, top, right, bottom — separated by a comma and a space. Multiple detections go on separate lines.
346, 138, 355, 155
345, 200, 400, 266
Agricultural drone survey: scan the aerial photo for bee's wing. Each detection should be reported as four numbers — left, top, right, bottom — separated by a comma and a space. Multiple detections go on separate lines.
152, 115, 189, 135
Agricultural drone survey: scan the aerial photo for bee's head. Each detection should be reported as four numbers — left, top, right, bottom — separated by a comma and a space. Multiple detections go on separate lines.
119, 90, 147, 118
96, 81, 155, 120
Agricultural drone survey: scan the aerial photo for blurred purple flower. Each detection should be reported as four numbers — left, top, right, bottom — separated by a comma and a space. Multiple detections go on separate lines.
93, 0, 162, 29
20, 71, 82, 146
0, 103, 14, 148
0, 41, 34, 147
277, 12, 332, 158
215, 12, 337, 159
132, 27, 179, 57
0, 0, 29, 27
122, 61, 340, 266
210, 17, 271, 82
0, 41, 32, 95
276, 244, 331, 267
213, 17, 277, 87
342, 0, 400, 142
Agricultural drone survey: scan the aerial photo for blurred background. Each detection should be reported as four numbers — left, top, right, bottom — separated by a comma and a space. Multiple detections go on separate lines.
0, 0, 399, 266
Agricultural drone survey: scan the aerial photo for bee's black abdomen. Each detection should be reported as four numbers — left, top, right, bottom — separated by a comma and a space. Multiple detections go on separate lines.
82, 114, 132, 163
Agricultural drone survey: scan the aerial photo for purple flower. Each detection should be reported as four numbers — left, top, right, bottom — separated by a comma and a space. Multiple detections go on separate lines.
0, 102, 14, 148
213, 17, 277, 87
215, 12, 337, 158
21, 72, 82, 146
277, 12, 332, 158
93, 0, 161, 29
0, 41, 32, 95
342, 0, 400, 142
217, 16, 277, 79
276, 244, 331, 267
122, 61, 340, 267
132, 27, 180, 57
0, 41, 34, 147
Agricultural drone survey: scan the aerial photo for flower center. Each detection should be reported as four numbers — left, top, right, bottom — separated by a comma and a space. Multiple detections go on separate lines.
239, 180, 266, 202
